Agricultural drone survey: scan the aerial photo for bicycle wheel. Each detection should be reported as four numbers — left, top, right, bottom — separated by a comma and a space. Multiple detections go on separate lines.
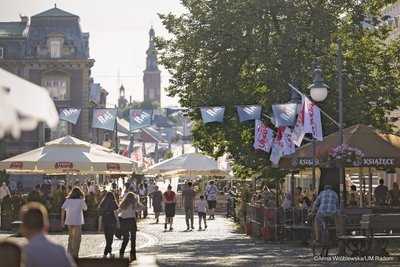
320, 226, 330, 257
310, 226, 317, 256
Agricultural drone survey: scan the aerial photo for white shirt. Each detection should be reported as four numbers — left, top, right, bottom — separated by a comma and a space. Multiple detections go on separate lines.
0, 185, 11, 199
198, 199, 207, 213
62, 199, 87, 225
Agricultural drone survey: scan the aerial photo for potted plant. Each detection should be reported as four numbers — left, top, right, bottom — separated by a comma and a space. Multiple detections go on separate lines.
47, 189, 67, 232
82, 192, 99, 231
261, 209, 275, 242
1, 195, 25, 230
317, 144, 364, 168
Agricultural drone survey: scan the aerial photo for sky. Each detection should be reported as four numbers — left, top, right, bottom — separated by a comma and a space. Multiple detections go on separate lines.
0, 0, 186, 107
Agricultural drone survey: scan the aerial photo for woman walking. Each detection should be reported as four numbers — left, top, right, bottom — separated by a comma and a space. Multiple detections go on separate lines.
163, 185, 176, 231
61, 186, 87, 258
118, 192, 144, 261
98, 191, 120, 258
152, 185, 163, 223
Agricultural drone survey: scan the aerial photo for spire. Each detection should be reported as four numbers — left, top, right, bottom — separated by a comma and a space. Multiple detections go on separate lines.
145, 26, 159, 72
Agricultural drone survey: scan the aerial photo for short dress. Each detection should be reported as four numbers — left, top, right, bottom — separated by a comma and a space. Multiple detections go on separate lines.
164, 191, 176, 217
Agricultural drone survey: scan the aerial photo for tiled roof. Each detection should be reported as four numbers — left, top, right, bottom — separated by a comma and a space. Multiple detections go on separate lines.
0, 22, 28, 37
32, 7, 78, 18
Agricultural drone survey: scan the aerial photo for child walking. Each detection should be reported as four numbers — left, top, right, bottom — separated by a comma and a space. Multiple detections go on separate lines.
197, 195, 208, 230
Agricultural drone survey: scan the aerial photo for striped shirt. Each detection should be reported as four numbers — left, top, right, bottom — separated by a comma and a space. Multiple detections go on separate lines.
312, 189, 339, 215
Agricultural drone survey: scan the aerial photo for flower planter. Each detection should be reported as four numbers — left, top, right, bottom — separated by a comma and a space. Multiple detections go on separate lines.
262, 227, 275, 242
49, 213, 63, 232
244, 221, 252, 235
82, 209, 98, 231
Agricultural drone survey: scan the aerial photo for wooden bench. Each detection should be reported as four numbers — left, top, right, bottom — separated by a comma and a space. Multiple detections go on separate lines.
338, 213, 400, 256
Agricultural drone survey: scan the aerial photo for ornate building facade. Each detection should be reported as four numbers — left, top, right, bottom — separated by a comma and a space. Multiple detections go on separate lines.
0, 6, 96, 155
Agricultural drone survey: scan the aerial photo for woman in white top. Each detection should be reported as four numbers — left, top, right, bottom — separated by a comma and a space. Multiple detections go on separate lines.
61, 187, 87, 258
118, 192, 144, 262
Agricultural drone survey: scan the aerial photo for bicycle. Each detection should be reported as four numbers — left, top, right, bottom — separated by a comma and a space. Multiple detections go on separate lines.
309, 213, 330, 257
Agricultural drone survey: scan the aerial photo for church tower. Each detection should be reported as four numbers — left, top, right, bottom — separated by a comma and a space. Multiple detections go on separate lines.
143, 27, 161, 105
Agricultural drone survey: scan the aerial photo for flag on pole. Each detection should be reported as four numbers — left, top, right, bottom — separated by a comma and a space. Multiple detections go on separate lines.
271, 103, 297, 127
58, 108, 81, 124
91, 108, 117, 131
200, 107, 225, 124
236, 105, 262, 122
253, 119, 273, 153
303, 96, 323, 141
282, 127, 295, 155
270, 138, 284, 164
129, 109, 153, 130
291, 97, 306, 147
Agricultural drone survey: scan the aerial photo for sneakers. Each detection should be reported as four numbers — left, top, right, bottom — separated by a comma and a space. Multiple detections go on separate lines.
205, 225, 208, 229
170, 227, 173, 231
186, 227, 190, 231
191, 225, 195, 230
199, 227, 202, 230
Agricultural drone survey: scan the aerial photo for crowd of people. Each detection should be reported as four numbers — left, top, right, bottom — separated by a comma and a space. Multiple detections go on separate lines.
0, 177, 225, 267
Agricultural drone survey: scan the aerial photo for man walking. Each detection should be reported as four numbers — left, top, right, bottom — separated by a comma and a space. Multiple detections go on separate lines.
182, 181, 197, 230
205, 180, 218, 219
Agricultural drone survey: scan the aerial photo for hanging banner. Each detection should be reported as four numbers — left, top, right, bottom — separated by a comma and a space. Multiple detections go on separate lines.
272, 103, 297, 127
291, 99, 306, 147
59, 108, 81, 125
303, 97, 323, 141
91, 108, 117, 131
200, 106, 225, 124
236, 105, 262, 122
282, 127, 296, 155
129, 109, 154, 130
253, 119, 273, 153
270, 138, 284, 164
166, 108, 188, 116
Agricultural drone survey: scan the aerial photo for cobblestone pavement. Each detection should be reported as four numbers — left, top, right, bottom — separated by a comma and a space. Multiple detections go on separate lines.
1, 209, 399, 266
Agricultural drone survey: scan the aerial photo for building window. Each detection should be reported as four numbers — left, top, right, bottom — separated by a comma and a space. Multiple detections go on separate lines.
149, 89, 155, 100
45, 80, 67, 100
0, 47, 3, 59
50, 41, 61, 58
45, 120, 68, 141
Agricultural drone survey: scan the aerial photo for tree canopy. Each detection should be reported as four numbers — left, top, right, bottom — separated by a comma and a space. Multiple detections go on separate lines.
157, 0, 400, 178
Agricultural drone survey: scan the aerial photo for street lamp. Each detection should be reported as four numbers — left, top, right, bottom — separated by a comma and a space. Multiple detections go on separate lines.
309, 38, 345, 254
309, 68, 329, 102
308, 68, 329, 201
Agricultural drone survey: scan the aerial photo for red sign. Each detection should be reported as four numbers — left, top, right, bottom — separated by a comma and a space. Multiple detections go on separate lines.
107, 163, 120, 170
55, 162, 74, 169
10, 162, 23, 169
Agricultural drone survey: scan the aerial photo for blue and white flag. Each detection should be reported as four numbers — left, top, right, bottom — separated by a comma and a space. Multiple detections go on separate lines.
200, 106, 225, 124
59, 108, 81, 125
129, 109, 154, 130
236, 105, 262, 122
91, 108, 117, 131
272, 103, 298, 127
165, 108, 188, 116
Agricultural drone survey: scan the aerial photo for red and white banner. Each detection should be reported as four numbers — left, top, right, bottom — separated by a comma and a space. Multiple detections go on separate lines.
291, 100, 306, 147
253, 119, 273, 153
282, 127, 295, 155
270, 138, 284, 164
303, 96, 323, 141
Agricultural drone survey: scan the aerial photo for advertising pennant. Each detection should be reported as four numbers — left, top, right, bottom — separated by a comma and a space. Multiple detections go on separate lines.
253, 119, 273, 153
272, 103, 297, 127
270, 138, 284, 164
291, 98, 306, 147
282, 127, 296, 155
303, 97, 323, 141
200, 107, 225, 124
59, 108, 81, 125
236, 105, 262, 122
129, 109, 154, 130
91, 108, 117, 131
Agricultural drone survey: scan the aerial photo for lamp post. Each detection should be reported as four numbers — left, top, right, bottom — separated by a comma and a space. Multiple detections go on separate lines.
308, 68, 329, 199
309, 38, 345, 254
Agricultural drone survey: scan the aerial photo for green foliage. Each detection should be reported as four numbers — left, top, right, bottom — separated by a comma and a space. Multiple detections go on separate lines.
1, 195, 25, 220
47, 189, 67, 213
163, 149, 173, 160
157, 0, 400, 177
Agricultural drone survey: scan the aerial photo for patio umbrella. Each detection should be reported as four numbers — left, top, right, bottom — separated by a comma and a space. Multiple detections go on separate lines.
0, 135, 137, 174
0, 67, 59, 139
147, 153, 230, 177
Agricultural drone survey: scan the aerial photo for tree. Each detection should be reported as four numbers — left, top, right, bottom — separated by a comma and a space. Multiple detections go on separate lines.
157, 0, 400, 178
